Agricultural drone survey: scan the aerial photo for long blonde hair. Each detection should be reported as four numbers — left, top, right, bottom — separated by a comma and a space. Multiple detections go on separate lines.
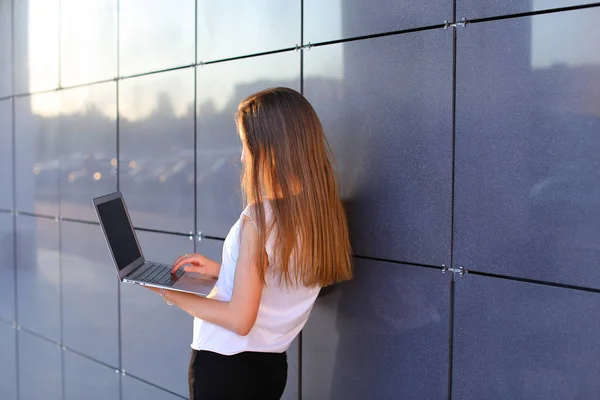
235, 87, 353, 288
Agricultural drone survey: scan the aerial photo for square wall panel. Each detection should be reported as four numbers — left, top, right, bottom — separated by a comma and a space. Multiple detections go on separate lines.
64, 351, 120, 400
15, 93, 61, 216
304, 0, 451, 44
121, 231, 195, 397
60, 0, 118, 86
122, 375, 182, 400
0, 99, 13, 209
197, 0, 300, 62
59, 82, 117, 222
13, 0, 59, 94
196, 51, 300, 238
0, 213, 15, 322
18, 329, 62, 400
453, 274, 600, 399
16, 215, 61, 341
0, 0, 11, 97
119, 0, 195, 77
302, 259, 450, 399
0, 322, 17, 400
458, 0, 598, 20
61, 221, 119, 367
454, 9, 600, 287
304, 30, 453, 266
119, 68, 195, 233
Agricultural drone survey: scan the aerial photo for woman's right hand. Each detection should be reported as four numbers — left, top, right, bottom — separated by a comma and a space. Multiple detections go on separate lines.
171, 253, 220, 279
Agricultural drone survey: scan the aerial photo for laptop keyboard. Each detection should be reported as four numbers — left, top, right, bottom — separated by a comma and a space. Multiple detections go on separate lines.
128, 262, 184, 287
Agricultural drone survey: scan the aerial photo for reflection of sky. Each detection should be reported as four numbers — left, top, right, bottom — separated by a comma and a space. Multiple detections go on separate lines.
197, 0, 300, 61
26, 0, 59, 92
27, 1, 344, 118
531, 3, 600, 68
303, 0, 342, 44
25, 0, 599, 117
119, 0, 195, 76
60, 0, 117, 86
31, 84, 116, 119
119, 68, 193, 121
30, 92, 60, 117
61, 83, 116, 119
198, 53, 301, 112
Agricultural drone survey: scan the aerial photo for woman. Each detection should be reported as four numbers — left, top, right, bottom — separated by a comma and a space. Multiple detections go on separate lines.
148, 87, 353, 399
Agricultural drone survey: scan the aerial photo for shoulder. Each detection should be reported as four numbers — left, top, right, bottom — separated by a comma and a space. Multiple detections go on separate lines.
241, 200, 273, 222
241, 201, 276, 248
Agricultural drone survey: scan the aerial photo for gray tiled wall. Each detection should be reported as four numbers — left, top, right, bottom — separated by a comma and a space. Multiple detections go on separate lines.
0, 0, 599, 399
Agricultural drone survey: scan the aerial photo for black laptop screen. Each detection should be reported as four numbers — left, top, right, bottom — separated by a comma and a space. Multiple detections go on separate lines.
97, 197, 141, 270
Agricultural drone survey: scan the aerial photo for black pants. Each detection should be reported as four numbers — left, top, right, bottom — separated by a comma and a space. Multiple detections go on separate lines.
189, 350, 287, 400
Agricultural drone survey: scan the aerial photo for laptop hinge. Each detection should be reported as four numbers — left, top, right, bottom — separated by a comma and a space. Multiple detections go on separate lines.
119, 257, 145, 280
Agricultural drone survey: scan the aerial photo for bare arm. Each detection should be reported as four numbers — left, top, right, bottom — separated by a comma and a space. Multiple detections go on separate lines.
149, 217, 263, 336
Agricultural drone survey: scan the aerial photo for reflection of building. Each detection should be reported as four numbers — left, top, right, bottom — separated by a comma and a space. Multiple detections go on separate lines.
0, 3, 11, 96
14, 0, 30, 95
535, 64, 600, 117
14, 0, 32, 194
13, 0, 40, 287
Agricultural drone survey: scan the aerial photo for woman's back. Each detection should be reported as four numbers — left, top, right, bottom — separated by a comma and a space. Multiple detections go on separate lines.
192, 202, 321, 355
161, 87, 352, 399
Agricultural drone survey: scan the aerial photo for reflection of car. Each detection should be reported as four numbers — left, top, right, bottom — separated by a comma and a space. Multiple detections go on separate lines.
32, 159, 60, 201
53, 153, 117, 206
89, 156, 117, 183
32, 159, 60, 176
43, 145, 243, 219
65, 169, 88, 183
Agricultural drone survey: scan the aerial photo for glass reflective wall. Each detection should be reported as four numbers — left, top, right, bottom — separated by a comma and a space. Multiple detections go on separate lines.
1, 1, 599, 399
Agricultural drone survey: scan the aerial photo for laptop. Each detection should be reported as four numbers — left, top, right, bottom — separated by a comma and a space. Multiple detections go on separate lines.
93, 191, 216, 296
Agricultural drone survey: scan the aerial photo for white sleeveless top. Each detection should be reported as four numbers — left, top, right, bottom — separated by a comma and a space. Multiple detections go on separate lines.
191, 202, 321, 355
